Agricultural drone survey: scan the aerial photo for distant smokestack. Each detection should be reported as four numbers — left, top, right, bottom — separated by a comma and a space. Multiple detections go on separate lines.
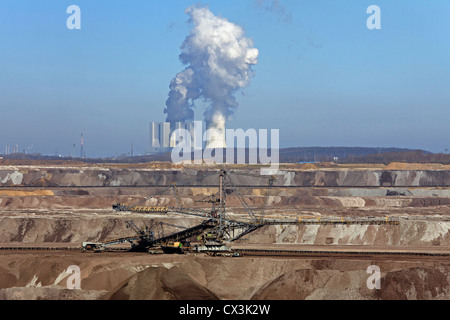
163, 5, 258, 138
80, 133, 84, 158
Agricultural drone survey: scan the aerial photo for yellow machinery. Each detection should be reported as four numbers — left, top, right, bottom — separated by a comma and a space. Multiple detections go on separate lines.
112, 203, 168, 214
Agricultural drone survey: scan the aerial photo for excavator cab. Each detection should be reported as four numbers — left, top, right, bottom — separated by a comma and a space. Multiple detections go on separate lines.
81, 242, 104, 253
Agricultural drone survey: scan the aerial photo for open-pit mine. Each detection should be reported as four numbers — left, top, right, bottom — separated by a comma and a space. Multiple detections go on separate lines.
1, 160, 450, 300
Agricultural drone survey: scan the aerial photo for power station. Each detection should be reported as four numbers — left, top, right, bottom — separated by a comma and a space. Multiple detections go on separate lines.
149, 121, 208, 154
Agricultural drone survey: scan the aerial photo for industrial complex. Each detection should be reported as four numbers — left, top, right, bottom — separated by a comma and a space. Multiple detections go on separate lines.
1, 1, 449, 305
149, 120, 228, 154
149, 121, 203, 154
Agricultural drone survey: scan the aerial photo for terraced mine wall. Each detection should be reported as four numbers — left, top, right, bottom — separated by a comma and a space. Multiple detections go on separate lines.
1, 216, 450, 247
1, 166, 450, 188
1, 165, 450, 300
1, 165, 450, 247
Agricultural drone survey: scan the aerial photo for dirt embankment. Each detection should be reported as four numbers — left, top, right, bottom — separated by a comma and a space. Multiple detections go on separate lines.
0, 183, 449, 246
1, 165, 450, 188
0, 215, 201, 244
1, 252, 450, 300
1, 181, 449, 211
240, 221, 450, 247
1, 215, 450, 248
1, 163, 449, 300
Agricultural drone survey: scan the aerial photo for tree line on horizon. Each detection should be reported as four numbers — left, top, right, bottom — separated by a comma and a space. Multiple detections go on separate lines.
1, 147, 449, 165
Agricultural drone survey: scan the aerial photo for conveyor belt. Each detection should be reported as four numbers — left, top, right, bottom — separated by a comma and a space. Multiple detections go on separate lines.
262, 219, 400, 226
147, 219, 217, 246
3, 184, 450, 189
2, 246, 450, 258
234, 248, 450, 257
0, 246, 81, 251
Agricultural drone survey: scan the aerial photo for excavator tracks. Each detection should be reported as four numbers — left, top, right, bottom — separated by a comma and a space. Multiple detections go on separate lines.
2, 245, 450, 259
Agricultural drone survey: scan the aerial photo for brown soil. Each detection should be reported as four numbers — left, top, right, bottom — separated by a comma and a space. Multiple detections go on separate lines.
384, 162, 450, 171
1, 251, 449, 300
0, 162, 449, 300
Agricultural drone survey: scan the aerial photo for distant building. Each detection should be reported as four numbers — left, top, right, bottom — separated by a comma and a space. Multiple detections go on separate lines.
149, 121, 203, 154
149, 122, 171, 153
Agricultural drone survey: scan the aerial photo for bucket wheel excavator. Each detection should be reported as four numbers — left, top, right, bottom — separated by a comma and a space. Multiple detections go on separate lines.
82, 169, 275, 253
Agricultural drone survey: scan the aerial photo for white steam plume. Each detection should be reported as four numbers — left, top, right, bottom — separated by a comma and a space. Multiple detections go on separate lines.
164, 5, 259, 146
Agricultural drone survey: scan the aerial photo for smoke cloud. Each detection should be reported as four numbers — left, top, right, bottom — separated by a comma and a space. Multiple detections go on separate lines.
164, 5, 259, 141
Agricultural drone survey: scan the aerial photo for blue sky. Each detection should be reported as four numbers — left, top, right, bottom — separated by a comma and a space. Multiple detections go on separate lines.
0, 1, 449, 157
